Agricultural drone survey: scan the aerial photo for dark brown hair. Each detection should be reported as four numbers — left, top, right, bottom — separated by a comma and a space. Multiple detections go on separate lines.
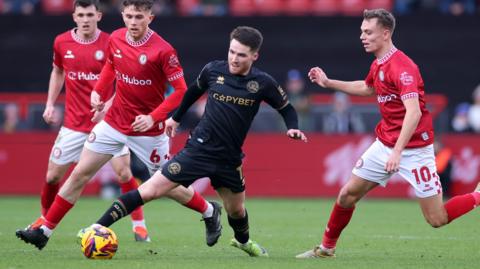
363, 8, 396, 33
122, 0, 153, 11
230, 26, 263, 52
74, 0, 99, 10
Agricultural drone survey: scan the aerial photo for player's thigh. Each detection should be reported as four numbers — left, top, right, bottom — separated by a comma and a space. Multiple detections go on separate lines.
352, 140, 392, 187
397, 144, 442, 198
127, 134, 169, 176
74, 147, 113, 179
338, 174, 379, 206
49, 126, 87, 165
110, 150, 132, 181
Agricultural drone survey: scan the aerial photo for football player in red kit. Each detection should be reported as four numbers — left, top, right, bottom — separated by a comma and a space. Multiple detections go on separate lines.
16, 0, 221, 250
297, 8, 480, 258
24, 0, 152, 242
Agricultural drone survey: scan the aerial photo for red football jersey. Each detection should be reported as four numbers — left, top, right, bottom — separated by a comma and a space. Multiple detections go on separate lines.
365, 47, 434, 148
104, 28, 185, 136
53, 29, 113, 133
53, 29, 110, 133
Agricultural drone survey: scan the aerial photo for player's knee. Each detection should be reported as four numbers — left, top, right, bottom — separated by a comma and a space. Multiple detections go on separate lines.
337, 188, 359, 208
225, 204, 245, 218
46, 171, 63, 184
115, 168, 132, 183
425, 215, 448, 228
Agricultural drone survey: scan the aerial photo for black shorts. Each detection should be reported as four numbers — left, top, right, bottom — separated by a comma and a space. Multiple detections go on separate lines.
161, 147, 245, 193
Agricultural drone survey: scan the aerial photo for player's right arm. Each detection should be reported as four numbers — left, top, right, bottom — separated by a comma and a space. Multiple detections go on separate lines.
308, 67, 374, 96
43, 64, 65, 124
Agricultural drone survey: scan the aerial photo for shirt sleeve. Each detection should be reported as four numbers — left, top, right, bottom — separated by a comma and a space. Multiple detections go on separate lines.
160, 48, 184, 83
394, 64, 420, 100
262, 75, 289, 110
196, 62, 212, 90
149, 48, 187, 122
52, 37, 62, 69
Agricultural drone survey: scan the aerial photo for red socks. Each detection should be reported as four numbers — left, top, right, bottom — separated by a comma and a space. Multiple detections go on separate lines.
183, 191, 208, 213
120, 178, 144, 221
44, 195, 74, 229
322, 202, 355, 249
444, 192, 480, 223
40, 182, 60, 216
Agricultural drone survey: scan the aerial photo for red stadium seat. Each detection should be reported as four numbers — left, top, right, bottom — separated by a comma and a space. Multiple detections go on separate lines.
41, 0, 74, 15
229, 0, 256, 16
177, 0, 200, 16
340, 0, 367, 16
367, 0, 393, 10
311, 0, 339, 16
285, 0, 312, 16
256, 0, 284, 16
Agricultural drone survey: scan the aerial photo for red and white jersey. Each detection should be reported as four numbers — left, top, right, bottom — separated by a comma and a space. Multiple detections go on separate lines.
104, 28, 185, 136
365, 47, 434, 148
53, 29, 110, 133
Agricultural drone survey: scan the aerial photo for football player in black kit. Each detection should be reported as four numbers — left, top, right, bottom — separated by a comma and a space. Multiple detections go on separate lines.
81, 26, 307, 257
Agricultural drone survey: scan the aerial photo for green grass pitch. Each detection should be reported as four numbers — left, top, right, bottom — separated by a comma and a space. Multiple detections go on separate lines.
1, 196, 478, 269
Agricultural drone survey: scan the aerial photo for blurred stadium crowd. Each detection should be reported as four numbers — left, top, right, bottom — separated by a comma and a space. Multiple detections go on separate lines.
0, 0, 478, 16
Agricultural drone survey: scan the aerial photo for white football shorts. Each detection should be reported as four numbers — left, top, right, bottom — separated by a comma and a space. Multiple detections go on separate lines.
352, 139, 441, 198
84, 120, 169, 175
49, 126, 128, 165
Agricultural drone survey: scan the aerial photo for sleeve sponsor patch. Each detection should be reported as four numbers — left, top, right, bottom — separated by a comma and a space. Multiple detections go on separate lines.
168, 54, 180, 67
399, 71, 414, 86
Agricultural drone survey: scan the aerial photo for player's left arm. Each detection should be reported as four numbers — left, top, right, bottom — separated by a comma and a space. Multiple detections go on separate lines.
133, 50, 187, 132
386, 96, 422, 173
264, 76, 307, 142
278, 104, 308, 142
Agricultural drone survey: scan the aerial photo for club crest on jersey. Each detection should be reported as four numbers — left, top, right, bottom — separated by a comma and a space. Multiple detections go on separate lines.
64, 50, 75, 59
52, 147, 62, 159
114, 49, 122, 58
379, 70, 385, 81
421, 132, 430, 141
138, 53, 148, 65
400, 71, 414, 86
216, 76, 225, 84
168, 54, 179, 67
246, 80, 259, 93
167, 162, 181, 175
87, 132, 96, 143
95, 50, 104, 61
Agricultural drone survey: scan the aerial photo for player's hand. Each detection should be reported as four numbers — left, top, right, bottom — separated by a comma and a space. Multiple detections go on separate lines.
385, 150, 401, 173
90, 90, 105, 111
91, 109, 106, 123
286, 129, 308, 142
308, 67, 329, 88
43, 105, 57, 124
165, 117, 180, 138
132, 114, 154, 132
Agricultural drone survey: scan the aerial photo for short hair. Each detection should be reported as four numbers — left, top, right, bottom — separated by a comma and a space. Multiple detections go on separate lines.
363, 8, 396, 33
122, 0, 153, 11
74, 0, 100, 10
230, 26, 263, 52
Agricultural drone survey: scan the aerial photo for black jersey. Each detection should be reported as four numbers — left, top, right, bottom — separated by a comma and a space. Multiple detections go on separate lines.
186, 60, 289, 164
